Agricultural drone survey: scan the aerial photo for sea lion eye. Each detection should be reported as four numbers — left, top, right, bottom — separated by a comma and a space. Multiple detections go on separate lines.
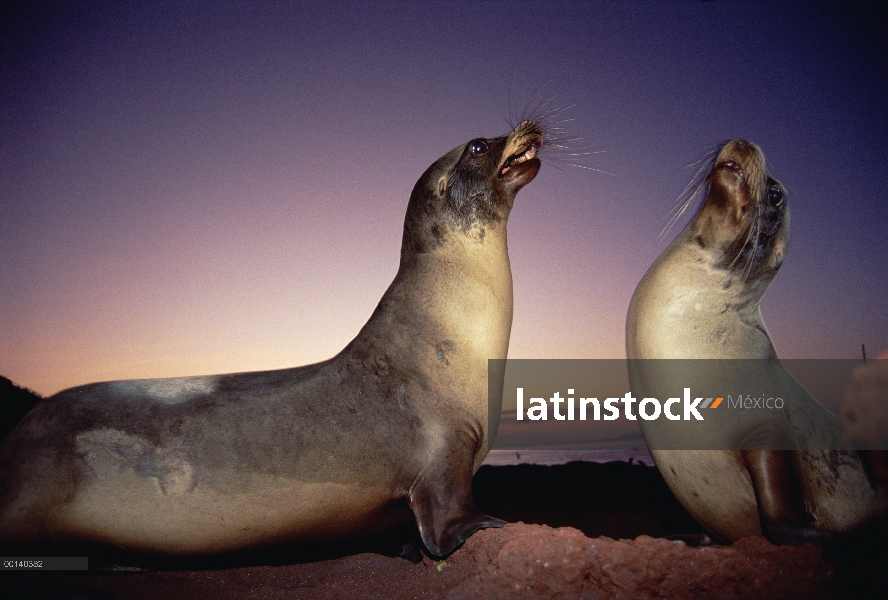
468, 140, 489, 156
767, 186, 784, 206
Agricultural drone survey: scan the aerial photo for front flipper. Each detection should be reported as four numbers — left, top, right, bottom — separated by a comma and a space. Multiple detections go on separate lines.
407, 429, 506, 558
741, 447, 840, 546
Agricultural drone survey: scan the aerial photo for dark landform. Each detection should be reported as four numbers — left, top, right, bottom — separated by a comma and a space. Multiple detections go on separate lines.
0, 376, 42, 440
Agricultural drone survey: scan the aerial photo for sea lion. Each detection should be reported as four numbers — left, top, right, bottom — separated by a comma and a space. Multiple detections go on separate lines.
626, 139, 886, 545
0, 120, 544, 559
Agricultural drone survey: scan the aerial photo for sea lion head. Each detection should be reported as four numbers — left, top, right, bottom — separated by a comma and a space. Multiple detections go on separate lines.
687, 139, 789, 292
402, 120, 543, 253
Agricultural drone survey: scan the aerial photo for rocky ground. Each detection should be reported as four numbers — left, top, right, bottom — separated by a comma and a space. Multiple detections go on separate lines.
6, 460, 885, 599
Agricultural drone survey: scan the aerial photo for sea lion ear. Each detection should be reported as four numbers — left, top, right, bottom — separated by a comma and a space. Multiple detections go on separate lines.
437, 175, 448, 198
770, 246, 785, 271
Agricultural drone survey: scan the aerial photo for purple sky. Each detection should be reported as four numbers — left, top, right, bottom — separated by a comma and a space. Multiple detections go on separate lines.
2, 1, 886, 396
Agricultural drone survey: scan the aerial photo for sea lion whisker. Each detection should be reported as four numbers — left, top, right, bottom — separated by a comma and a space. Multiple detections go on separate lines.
535, 115, 576, 127
505, 93, 604, 175
537, 153, 614, 176
539, 160, 568, 174
725, 210, 758, 273
659, 177, 706, 241
543, 147, 600, 154
539, 138, 589, 152
540, 149, 599, 161
502, 73, 556, 130
742, 213, 766, 280
528, 97, 571, 119
659, 148, 722, 240
539, 135, 605, 173
546, 160, 615, 176
682, 143, 722, 172
511, 90, 563, 128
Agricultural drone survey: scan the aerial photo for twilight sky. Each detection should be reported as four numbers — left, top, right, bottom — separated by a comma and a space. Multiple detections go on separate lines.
2, 1, 886, 397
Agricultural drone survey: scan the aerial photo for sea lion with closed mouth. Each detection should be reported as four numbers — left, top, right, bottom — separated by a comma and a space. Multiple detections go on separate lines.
626, 139, 886, 545
0, 120, 543, 559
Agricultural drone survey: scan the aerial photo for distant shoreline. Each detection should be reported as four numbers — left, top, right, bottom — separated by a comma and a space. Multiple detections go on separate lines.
482, 448, 654, 467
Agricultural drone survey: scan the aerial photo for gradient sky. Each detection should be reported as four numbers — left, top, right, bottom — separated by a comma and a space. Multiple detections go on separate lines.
2, 1, 886, 397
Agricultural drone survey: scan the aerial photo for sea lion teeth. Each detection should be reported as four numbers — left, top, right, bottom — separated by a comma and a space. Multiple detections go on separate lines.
500, 143, 540, 175
718, 159, 743, 177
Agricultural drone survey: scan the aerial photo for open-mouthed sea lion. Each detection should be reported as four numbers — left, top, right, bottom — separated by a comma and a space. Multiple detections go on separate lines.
626, 139, 886, 545
0, 120, 544, 559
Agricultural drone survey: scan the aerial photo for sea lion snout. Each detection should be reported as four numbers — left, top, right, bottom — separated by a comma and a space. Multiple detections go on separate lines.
713, 139, 770, 208
409, 120, 543, 241
691, 139, 789, 280
499, 122, 542, 184
709, 165, 748, 218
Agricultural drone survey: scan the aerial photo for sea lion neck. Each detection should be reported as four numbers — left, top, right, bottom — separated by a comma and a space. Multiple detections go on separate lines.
344, 122, 541, 396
